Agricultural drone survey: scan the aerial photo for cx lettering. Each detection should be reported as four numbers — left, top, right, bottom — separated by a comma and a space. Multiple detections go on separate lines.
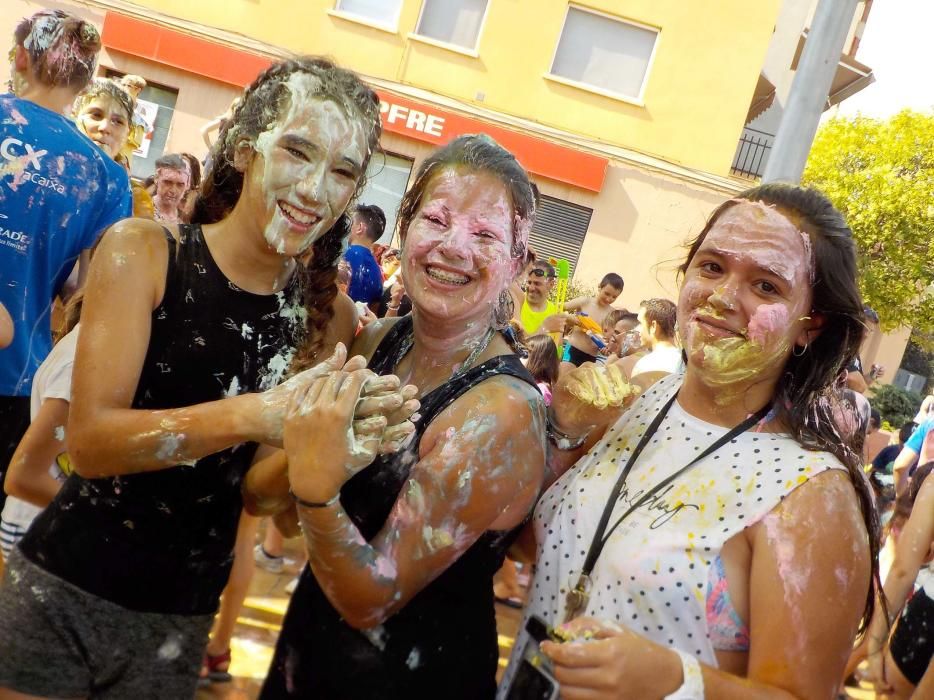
1, 137, 47, 170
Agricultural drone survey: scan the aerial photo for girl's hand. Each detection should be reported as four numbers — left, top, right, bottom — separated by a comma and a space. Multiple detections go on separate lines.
551, 362, 639, 439
285, 368, 384, 504
541, 617, 683, 700
355, 375, 420, 454
252, 343, 364, 445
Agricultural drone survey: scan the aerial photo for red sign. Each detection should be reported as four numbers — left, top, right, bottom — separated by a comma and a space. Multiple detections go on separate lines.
102, 13, 607, 191
375, 91, 607, 192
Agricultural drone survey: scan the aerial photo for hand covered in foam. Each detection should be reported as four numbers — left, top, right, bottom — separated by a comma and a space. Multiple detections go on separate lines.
540, 616, 685, 700
283, 357, 419, 503
254, 343, 360, 446
551, 362, 640, 440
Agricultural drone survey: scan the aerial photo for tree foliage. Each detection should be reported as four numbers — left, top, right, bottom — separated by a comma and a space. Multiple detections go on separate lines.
869, 383, 922, 429
802, 110, 934, 334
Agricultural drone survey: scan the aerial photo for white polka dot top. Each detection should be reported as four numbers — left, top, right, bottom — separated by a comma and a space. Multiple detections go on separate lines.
501, 373, 845, 687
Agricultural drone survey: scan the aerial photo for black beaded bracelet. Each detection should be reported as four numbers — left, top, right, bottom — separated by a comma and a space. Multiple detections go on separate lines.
545, 408, 590, 451
289, 489, 340, 509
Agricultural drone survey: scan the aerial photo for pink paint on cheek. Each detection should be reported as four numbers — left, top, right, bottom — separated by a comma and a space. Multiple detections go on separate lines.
746, 303, 789, 345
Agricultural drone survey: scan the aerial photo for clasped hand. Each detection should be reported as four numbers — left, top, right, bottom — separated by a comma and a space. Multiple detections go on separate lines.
283, 344, 419, 504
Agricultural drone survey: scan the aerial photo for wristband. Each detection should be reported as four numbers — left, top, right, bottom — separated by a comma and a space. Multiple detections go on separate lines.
545, 408, 589, 450
663, 649, 704, 700
290, 489, 340, 509
387, 304, 400, 311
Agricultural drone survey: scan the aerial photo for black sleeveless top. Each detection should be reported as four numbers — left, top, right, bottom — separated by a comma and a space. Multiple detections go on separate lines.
20, 225, 306, 615
261, 317, 540, 699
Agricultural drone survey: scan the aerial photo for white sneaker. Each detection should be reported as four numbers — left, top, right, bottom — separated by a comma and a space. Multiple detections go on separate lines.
253, 544, 284, 574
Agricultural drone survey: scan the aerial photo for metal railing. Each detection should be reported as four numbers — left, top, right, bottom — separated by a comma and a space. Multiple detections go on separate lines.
730, 127, 774, 179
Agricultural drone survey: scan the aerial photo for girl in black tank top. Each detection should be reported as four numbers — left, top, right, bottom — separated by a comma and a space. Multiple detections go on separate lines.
261, 136, 547, 699
0, 58, 390, 698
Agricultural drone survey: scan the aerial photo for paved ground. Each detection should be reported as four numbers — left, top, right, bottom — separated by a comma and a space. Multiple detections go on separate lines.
195, 529, 878, 699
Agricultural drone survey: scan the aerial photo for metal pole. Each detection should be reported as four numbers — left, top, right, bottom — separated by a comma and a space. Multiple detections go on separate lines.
761, 0, 860, 183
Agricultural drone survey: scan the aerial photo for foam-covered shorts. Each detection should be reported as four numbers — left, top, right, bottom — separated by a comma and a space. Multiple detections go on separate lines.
0, 547, 213, 699
889, 585, 934, 686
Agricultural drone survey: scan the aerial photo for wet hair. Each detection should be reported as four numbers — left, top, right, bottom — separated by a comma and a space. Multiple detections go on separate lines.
618, 312, 638, 326
194, 56, 381, 369
12, 10, 100, 90
73, 78, 135, 128
396, 134, 537, 336
599, 273, 624, 291
602, 308, 630, 332
640, 298, 677, 340
354, 204, 386, 243
678, 182, 879, 634
526, 335, 559, 387
397, 134, 536, 263
180, 153, 202, 190
155, 153, 188, 175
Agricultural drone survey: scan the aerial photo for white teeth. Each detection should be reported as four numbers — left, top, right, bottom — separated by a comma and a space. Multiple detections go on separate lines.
426, 267, 470, 285
280, 202, 318, 226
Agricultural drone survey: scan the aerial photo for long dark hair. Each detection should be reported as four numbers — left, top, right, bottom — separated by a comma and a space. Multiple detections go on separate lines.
680, 183, 880, 635
193, 56, 381, 368
12, 10, 100, 90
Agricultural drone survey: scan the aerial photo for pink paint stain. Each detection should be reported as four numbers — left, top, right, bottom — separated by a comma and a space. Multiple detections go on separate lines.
746, 303, 788, 345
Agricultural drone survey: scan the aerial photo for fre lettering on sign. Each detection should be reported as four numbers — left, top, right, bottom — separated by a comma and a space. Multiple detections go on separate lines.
380, 101, 446, 138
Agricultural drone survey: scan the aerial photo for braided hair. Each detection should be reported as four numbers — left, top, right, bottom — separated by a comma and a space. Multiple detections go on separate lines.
193, 56, 381, 369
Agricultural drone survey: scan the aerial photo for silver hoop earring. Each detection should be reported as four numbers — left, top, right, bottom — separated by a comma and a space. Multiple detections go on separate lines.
793, 342, 808, 357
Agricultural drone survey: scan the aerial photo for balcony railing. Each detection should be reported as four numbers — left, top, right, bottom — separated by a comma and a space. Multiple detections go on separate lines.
731, 127, 774, 179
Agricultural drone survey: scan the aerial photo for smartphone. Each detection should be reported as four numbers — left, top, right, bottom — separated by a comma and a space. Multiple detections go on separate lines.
502, 615, 560, 700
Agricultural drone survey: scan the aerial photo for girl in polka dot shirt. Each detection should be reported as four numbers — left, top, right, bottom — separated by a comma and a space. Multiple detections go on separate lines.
501, 184, 881, 700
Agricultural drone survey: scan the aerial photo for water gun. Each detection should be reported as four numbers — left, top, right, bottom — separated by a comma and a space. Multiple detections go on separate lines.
551, 258, 570, 312
574, 312, 604, 335
550, 258, 571, 356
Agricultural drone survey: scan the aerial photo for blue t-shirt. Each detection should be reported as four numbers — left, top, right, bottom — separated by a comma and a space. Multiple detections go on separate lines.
343, 244, 383, 305
906, 418, 934, 454
0, 95, 132, 396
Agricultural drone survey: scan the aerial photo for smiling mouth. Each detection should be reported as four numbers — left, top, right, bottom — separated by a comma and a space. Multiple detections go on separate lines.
426, 266, 470, 286
279, 201, 321, 229
693, 314, 741, 337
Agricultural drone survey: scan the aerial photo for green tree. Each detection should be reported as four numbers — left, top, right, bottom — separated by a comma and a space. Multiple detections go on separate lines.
869, 383, 922, 429
802, 110, 934, 334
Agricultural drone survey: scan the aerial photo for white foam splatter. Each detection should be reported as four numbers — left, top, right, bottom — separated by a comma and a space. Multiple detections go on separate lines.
405, 647, 422, 670
53, 425, 65, 441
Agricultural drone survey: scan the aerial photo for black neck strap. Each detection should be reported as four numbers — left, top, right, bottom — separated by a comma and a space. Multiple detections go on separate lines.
579, 392, 771, 580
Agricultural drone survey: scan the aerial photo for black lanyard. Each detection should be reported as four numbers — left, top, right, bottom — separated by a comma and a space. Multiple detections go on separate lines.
564, 392, 771, 622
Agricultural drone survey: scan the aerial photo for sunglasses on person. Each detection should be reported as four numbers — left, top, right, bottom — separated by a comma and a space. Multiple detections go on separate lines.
528, 268, 555, 279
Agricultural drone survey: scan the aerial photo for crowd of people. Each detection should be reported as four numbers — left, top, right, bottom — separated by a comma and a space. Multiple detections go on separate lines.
0, 8, 932, 700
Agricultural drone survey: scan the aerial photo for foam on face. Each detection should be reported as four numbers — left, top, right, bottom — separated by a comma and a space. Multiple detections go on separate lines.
253, 72, 369, 257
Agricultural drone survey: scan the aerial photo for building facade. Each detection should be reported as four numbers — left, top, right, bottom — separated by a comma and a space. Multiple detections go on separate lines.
3, 0, 903, 374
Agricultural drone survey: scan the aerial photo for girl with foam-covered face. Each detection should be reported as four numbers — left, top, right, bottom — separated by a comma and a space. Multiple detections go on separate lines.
259, 135, 546, 698
677, 201, 818, 411
0, 57, 416, 698
243, 73, 368, 256
502, 185, 882, 700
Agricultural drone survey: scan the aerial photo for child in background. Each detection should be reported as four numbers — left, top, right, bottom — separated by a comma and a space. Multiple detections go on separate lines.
1, 294, 82, 561
525, 334, 559, 406
562, 272, 624, 366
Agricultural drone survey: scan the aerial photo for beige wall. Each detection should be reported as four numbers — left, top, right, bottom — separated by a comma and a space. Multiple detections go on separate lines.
0, 0, 744, 313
